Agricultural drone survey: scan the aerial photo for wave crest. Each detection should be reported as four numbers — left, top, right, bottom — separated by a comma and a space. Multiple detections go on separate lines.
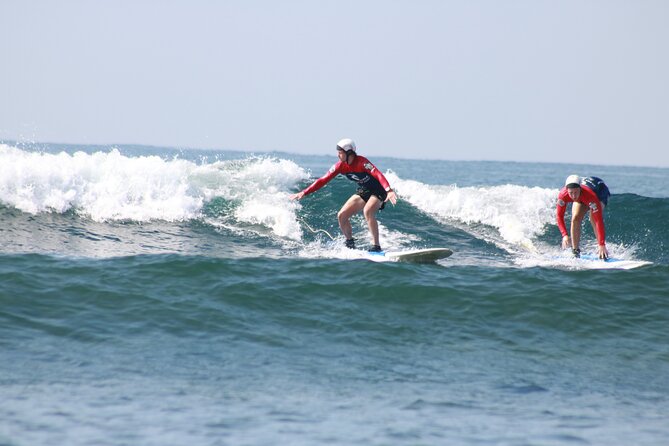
0, 145, 309, 239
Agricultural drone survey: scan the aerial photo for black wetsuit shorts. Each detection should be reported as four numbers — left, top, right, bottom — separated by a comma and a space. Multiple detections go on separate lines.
356, 186, 388, 210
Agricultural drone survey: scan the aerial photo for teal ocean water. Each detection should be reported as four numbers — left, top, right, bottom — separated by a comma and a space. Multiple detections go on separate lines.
1, 142, 668, 446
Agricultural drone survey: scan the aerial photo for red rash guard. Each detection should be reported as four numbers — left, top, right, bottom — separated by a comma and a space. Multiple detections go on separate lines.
556, 185, 606, 245
301, 155, 391, 196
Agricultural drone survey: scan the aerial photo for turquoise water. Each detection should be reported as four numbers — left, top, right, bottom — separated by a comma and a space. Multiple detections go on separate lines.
1, 142, 668, 445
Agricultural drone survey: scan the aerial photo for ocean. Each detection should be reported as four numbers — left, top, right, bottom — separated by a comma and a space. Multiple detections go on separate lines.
1, 142, 667, 446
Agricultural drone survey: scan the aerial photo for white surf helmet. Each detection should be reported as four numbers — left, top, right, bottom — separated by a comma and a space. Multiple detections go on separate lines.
565, 174, 581, 188
336, 138, 356, 153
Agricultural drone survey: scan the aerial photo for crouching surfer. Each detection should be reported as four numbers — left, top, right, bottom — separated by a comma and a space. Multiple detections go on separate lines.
556, 175, 611, 259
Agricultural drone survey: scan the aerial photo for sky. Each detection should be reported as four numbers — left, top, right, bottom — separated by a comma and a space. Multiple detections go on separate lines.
1, 0, 668, 167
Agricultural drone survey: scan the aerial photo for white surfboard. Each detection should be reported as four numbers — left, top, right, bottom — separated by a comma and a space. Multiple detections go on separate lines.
367, 247, 453, 264
576, 254, 652, 270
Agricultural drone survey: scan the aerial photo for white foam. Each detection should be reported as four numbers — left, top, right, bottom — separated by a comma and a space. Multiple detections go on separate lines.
199, 156, 309, 240
0, 145, 201, 220
295, 219, 418, 261
386, 171, 556, 252
297, 239, 392, 263
512, 240, 651, 269
0, 144, 309, 240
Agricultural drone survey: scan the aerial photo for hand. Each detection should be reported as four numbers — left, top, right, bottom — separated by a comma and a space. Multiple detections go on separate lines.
289, 191, 305, 201
561, 235, 570, 249
385, 190, 397, 206
598, 244, 609, 260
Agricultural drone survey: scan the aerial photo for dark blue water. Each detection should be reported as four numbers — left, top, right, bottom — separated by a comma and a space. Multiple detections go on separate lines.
1, 142, 668, 445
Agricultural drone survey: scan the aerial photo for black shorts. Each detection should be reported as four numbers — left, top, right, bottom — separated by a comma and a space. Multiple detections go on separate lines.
356, 187, 387, 210
582, 177, 610, 206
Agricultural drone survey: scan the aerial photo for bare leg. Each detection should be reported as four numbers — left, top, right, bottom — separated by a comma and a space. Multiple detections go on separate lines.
570, 202, 588, 251
363, 196, 383, 246
337, 195, 366, 240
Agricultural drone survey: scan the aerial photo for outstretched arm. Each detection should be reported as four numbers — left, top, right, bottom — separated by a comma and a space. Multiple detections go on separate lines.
290, 163, 340, 200
289, 191, 305, 201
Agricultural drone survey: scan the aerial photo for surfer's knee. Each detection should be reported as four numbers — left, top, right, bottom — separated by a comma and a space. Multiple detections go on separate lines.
363, 205, 377, 222
363, 197, 382, 221
337, 209, 347, 223
338, 206, 354, 224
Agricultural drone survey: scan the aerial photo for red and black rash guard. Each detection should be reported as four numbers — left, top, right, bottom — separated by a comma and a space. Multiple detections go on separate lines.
301, 155, 391, 196
556, 185, 606, 245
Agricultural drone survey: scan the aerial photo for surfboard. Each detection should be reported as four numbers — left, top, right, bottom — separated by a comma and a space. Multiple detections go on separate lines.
367, 247, 453, 264
576, 254, 652, 270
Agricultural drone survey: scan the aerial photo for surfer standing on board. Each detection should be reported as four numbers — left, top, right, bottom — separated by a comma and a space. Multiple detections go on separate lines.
556, 175, 611, 259
290, 138, 397, 252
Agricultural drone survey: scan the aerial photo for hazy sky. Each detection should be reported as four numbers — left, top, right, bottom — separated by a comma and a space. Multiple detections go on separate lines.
2, 0, 668, 166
